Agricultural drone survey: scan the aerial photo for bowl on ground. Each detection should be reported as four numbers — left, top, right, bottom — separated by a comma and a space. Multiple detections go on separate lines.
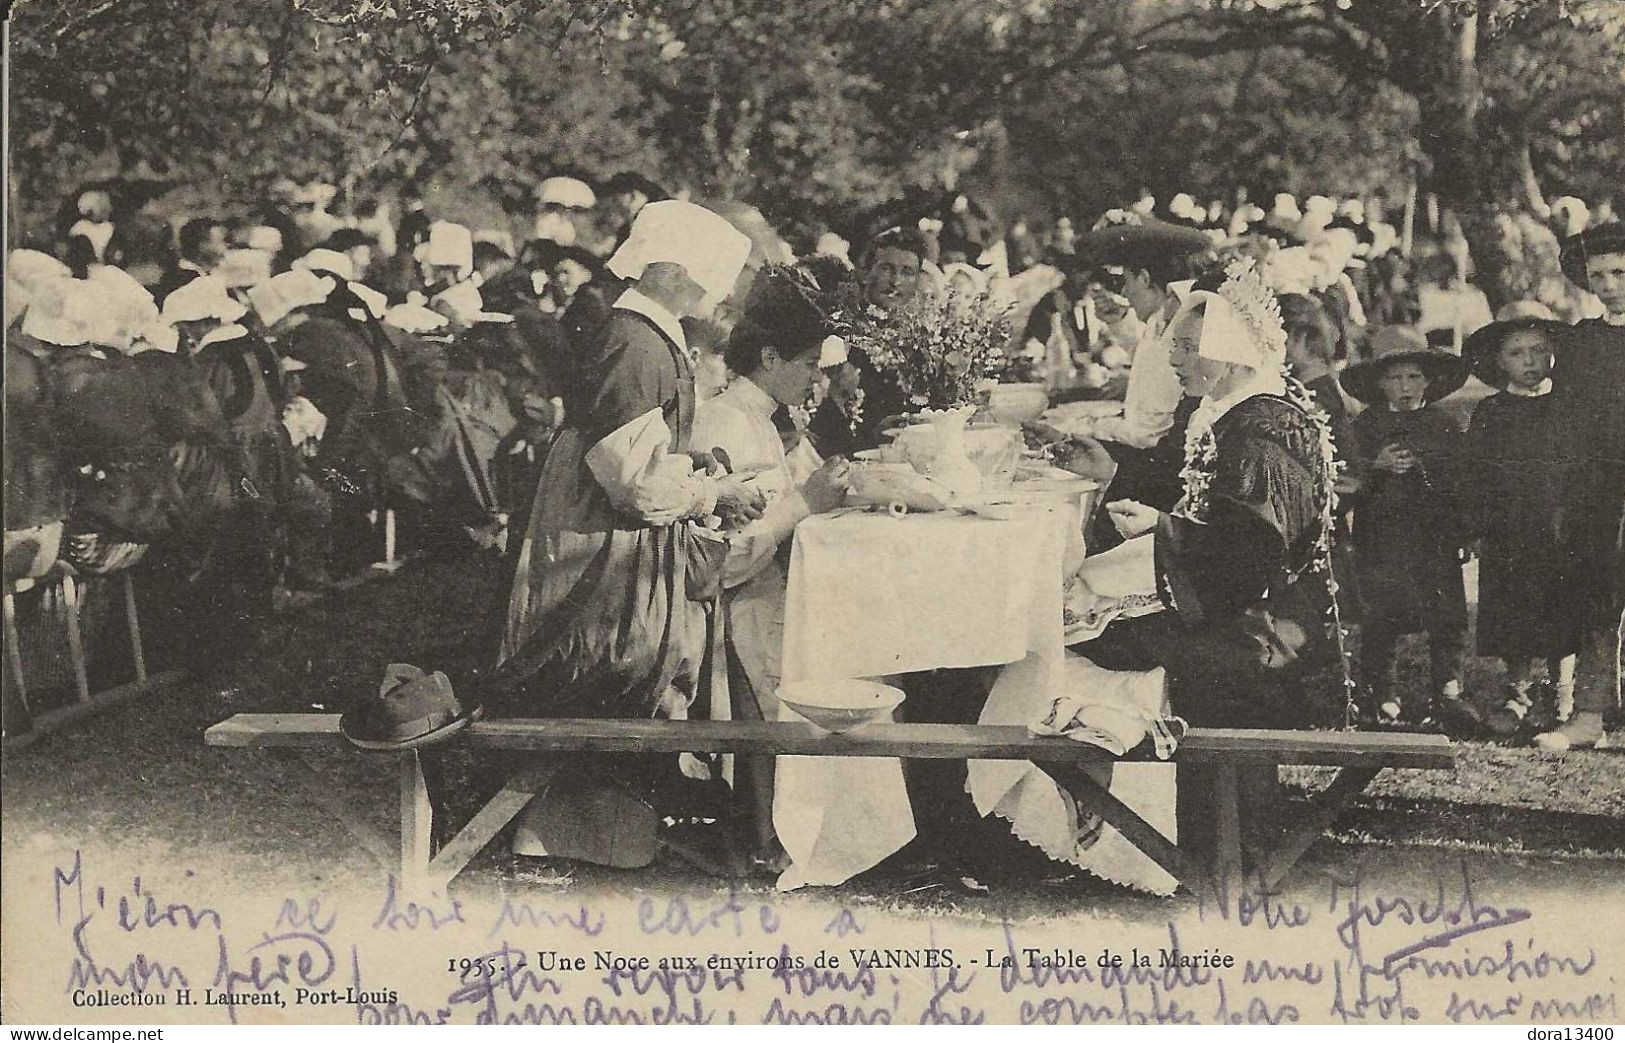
777, 679, 906, 733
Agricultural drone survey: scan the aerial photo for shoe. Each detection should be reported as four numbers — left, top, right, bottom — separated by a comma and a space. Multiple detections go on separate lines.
1484, 688, 1532, 738
1534, 712, 1605, 752
1428, 691, 1482, 737
1523, 682, 1559, 733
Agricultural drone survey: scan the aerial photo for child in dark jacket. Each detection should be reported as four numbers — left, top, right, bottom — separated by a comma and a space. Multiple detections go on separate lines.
1341, 327, 1472, 727
1462, 319, 1580, 735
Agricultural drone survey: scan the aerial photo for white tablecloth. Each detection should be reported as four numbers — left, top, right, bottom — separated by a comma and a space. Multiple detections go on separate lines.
773, 501, 1082, 889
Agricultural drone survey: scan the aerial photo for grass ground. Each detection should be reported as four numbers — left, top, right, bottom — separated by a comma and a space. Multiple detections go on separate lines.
3, 551, 1621, 914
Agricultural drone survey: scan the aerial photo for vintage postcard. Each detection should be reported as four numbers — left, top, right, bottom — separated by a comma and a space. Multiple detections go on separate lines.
3, 0, 1622, 1028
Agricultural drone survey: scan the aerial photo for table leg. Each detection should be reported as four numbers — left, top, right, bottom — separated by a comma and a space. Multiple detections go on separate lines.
1258, 766, 1381, 889
1044, 763, 1192, 885
1213, 765, 1242, 885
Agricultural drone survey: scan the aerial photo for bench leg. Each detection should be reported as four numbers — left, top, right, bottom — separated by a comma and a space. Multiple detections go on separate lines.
1257, 766, 1381, 889
3, 590, 33, 735
60, 573, 92, 704
425, 763, 559, 889
123, 572, 146, 683
400, 751, 433, 887
1045, 763, 1193, 886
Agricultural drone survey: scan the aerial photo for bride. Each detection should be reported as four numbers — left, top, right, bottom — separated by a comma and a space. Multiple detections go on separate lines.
979, 259, 1340, 892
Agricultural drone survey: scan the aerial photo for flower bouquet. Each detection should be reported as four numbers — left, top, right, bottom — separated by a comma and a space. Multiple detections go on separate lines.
844, 288, 1014, 413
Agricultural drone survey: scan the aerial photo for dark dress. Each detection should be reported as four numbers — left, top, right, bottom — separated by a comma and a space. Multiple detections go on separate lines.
1466, 391, 1577, 661
1070, 394, 1334, 727
490, 306, 720, 719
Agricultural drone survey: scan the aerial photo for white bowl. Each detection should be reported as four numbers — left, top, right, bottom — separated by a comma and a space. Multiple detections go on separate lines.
778, 679, 905, 733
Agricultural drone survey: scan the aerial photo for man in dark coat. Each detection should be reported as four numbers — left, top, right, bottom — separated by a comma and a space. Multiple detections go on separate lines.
154, 217, 229, 305
1536, 222, 1625, 750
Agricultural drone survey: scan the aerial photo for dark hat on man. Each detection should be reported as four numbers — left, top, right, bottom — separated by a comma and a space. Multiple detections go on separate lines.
340, 663, 482, 750
1461, 317, 1567, 388
1077, 218, 1213, 271
1340, 325, 1469, 407
1559, 221, 1625, 286
603, 172, 670, 202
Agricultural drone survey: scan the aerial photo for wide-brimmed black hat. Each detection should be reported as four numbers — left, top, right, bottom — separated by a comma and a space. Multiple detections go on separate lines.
1559, 221, 1625, 286
1461, 317, 1567, 388
1077, 219, 1213, 272
603, 172, 670, 202
340, 663, 482, 751
1340, 326, 1469, 407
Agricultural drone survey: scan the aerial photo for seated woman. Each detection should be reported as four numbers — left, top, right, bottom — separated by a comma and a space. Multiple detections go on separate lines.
689, 266, 851, 863
989, 259, 1339, 893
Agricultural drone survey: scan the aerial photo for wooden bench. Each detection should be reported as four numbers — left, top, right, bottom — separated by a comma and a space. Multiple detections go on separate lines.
204, 714, 1453, 892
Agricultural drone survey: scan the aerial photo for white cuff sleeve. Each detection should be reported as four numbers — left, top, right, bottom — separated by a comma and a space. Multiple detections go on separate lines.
585, 408, 713, 525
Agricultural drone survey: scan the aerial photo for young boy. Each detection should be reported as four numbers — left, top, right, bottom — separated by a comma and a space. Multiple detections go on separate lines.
1462, 318, 1580, 735
1341, 327, 1472, 727
1536, 222, 1625, 750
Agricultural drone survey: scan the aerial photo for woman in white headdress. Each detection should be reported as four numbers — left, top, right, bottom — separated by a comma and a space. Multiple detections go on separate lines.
978, 259, 1340, 893
491, 201, 763, 721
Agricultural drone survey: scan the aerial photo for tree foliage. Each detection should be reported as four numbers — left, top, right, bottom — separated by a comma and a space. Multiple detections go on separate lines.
8, 0, 1622, 295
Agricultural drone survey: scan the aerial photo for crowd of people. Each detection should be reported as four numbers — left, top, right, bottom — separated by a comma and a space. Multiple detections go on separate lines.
4, 168, 1621, 875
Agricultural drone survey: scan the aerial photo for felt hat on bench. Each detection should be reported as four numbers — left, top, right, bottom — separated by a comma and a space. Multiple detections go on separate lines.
341, 663, 483, 751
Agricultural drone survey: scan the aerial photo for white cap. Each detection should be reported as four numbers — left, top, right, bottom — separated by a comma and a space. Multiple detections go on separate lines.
417, 221, 474, 279
814, 232, 852, 266
430, 280, 512, 326
163, 275, 248, 325
818, 335, 848, 368
21, 275, 102, 346
1270, 193, 1302, 226
127, 317, 180, 355
1170, 291, 1272, 369
248, 269, 336, 328
383, 302, 450, 334
606, 200, 753, 303
940, 261, 989, 295
296, 248, 355, 282
538, 177, 597, 209
346, 281, 389, 320
245, 225, 284, 254
217, 248, 273, 289
90, 267, 164, 353
8, 249, 70, 291
6, 249, 71, 325
197, 323, 250, 350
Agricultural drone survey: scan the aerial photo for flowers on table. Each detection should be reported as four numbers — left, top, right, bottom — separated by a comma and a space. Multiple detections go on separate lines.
843, 288, 1014, 412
